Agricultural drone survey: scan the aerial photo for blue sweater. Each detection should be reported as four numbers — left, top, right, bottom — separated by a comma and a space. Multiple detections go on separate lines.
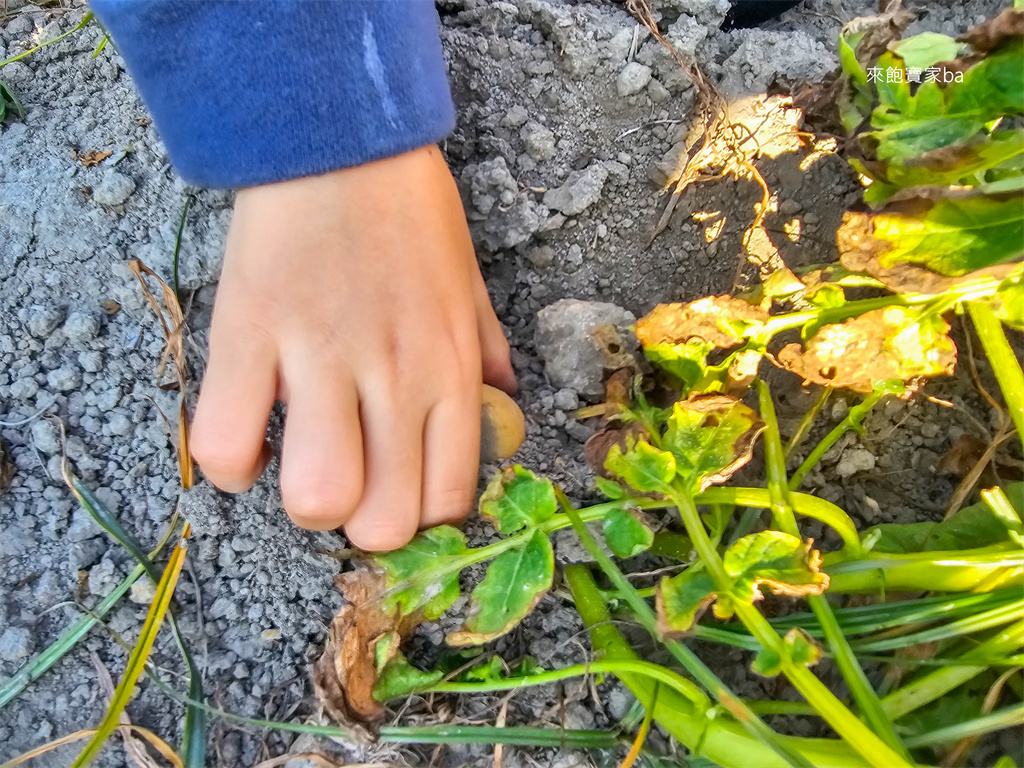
90, 0, 456, 189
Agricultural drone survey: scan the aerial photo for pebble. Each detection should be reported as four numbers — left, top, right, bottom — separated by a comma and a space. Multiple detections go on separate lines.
47, 365, 82, 392
66, 507, 103, 542
521, 122, 557, 161
553, 388, 579, 411
92, 171, 136, 206
9, 376, 39, 400
616, 61, 652, 97
0, 627, 32, 662
779, 198, 803, 215
30, 419, 61, 455
26, 307, 64, 338
647, 78, 671, 103
543, 162, 608, 216
129, 579, 158, 604
836, 448, 876, 478
62, 311, 100, 345
107, 412, 133, 436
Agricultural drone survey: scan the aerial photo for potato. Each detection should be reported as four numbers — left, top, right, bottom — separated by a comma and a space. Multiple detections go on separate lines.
480, 384, 525, 462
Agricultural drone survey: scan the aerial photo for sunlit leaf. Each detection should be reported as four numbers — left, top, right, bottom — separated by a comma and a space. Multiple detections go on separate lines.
890, 32, 962, 71
637, 296, 769, 350
779, 305, 957, 392
721, 531, 830, 610
656, 569, 716, 634
480, 465, 557, 535
604, 440, 676, 493
661, 395, 766, 493
447, 529, 554, 646
372, 526, 468, 619
991, 274, 1024, 330
602, 508, 654, 558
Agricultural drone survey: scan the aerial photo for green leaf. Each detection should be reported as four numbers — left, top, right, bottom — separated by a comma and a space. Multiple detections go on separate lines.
480, 465, 557, 535
447, 529, 554, 646
751, 628, 822, 677
373, 526, 468, 619
661, 395, 766, 493
604, 439, 676, 493
372, 650, 444, 702
722, 531, 830, 608
866, 38, 1024, 160
865, 483, 1022, 553
838, 28, 872, 133
594, 475, 626, 500
656, 569, 716, 634
0, 79, 24, 121
890, 33, 962, 71
643, 340, 715, 389
992, 273, 1024, 330
602, 508, 654, 558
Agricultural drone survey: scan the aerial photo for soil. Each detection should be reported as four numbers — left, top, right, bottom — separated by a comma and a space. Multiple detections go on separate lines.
0, 1, 1015, 767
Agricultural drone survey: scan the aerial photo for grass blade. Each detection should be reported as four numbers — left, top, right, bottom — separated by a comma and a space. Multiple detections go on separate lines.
71, 527, 191, 768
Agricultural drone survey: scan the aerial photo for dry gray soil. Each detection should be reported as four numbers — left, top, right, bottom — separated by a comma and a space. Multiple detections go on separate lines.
0, 1, 1012, 766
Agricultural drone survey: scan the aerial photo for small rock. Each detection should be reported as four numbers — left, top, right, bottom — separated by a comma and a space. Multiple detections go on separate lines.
92, 172, 136, 206
553, 388, 579, 411
648, 77, 671, 103
648, 141, 688, 187
129, 579, 158, 604
521, 122, 557, 161
67, 507, 103, 542
543, 162, 608, 216
26, 307, 64, 338
10, 377, 39, 400
535, 299, 635, 399
70, 538, 106, 570
79, 350, 103, 372
527, 245, 555, 270
62, 312, 101, 346
502, 105, 529, 128
617, 61, 653, 97
47, 365, 82, 392
779, 198, 802, 215
835, 448, 876, 478
107, 412, 133, 436
0, 627, 32, 662
30, 420, 61, 455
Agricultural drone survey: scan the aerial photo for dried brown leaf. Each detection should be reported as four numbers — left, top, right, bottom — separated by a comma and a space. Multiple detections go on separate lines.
100, 299, 121, 315
0, 439, 15, 494
313, 570, 423, 740
636, 296, 769, 350
777, 305, 957, 392
957, 8, 1024, 53
936, 435, 988, 479
584, 420, 648, 478
77, 149, 112, 167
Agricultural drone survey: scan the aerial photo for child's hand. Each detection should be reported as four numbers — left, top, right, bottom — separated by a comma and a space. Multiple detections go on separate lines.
189, 145, 516, 551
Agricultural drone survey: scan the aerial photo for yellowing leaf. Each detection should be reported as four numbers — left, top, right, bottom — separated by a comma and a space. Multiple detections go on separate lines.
778, 305, 957, 392
480, 466, 557, 535
636, 296, 769, 350
604, 440, 676, 494
447, 529, 554, 646
661, 394, 766, 493
722, 531, 830, 609
656, 569, 716, 635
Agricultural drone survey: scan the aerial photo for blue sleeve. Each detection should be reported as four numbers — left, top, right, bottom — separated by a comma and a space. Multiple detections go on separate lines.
90, 0, 456, 189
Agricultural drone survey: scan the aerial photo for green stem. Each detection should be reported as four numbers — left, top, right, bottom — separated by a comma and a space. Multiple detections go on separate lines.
757, 380, 908, 759
564, 565, 862, 768
672, 486, 912, 768
968, 301, 1024, 451
381, 725, 621, 749
561, 509, 816, 768
881, 620, 1024, 720
784, 387, 831, 460
0, 12, 95, 67
824, 545, 1023, 593
901, 703, 1024, 748
789, 389, 887, 491
429, 660, 707, 708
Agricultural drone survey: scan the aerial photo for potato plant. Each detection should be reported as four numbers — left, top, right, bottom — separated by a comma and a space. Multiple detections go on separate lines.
316, 10, 1024, 768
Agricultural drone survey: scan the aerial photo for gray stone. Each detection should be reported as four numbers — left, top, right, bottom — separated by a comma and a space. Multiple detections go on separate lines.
0, 627, 32, 662
30, 419, 61, 455
616, 62, 653, 97
502, 105, 529, 128
521, 122, 557, 162
62, 311, 101, 345
79, 350, 103, 372
70, 538, 106, 570
26, 307, 64, 338
836, 448, 876, 478
527, 246, 555, 270
553, 388, 579, 411
67, 507, 103, 542
647, 77, 671, 103
535, 299, 635, 399
92, 172, 136, 205
9, 376, 39, 400
543, 162, 608, 216
107, 412, 133, 436
46, 365, 82, 392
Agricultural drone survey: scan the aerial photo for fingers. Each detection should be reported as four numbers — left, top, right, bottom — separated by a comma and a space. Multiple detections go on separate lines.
341, 383, 423, 551
190, 322, 277, 493
278, 363, 364, 530
472, 269, 517, 395
419, 389, 481, 529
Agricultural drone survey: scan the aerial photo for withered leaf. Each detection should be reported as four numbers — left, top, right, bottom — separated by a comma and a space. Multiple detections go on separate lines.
0, 439, 14, 493
957, 8, 1024, 54
636, 296, 769, 350
77, 149, 112, 167
584, 420, 648, 478
778, 305, 957, 392
313, 569, 423, 740
841, 244, 1019, 295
